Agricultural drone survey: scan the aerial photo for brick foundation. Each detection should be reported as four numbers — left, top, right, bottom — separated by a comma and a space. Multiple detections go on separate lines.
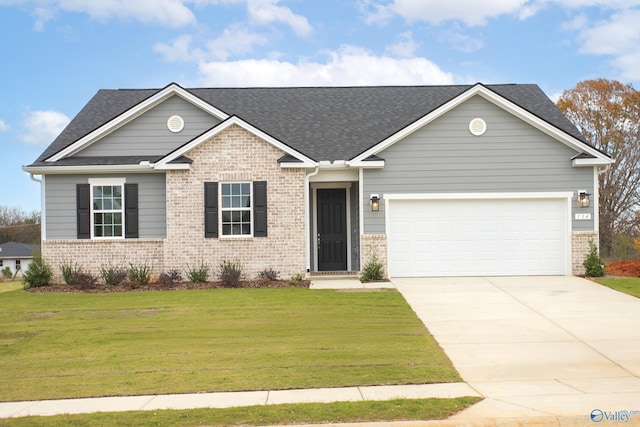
360, 234, 388, 279
42, 239, 164, 283
572, 231, 598, 276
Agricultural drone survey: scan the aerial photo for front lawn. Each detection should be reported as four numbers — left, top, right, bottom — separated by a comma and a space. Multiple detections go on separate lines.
0, 281, 22, 293
0, 398, 482, 427
593, 277, 640, 298
0, 287, 459, 402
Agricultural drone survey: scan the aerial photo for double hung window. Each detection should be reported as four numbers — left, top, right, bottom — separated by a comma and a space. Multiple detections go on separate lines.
221, 183, 252, 236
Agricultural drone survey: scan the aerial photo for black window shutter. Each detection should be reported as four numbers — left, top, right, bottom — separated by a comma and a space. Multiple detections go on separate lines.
76, 184, 91, 239
204, 182, 218, 238
125, 183, 139, 239
253, 181, 267, 237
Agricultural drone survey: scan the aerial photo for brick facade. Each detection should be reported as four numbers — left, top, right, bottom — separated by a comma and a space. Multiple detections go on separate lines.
360, 234, 388, 279
572, 231, 598, 276
163, 124, 307, 280
42, 239, 164, 283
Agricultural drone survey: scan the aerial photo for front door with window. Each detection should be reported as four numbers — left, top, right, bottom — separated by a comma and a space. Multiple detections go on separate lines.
317, 188, 347, 271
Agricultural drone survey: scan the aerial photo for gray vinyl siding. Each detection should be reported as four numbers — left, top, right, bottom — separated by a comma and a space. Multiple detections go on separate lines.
76, 95, 221, 157
45, 174, 166, 239
363, 95, 594, 234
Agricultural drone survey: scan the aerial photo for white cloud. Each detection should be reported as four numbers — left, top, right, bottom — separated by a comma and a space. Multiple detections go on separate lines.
385, 31, 419, 58
0, 119, 9, 132
574, 9, 640, 80
197, 45, 455, 87
154, 34, 202, 62
32, 6, 56, 31
438, 24, 484, 52
246, 0, 312, 36
206, 24, 270, 60
19, 110, 70, 146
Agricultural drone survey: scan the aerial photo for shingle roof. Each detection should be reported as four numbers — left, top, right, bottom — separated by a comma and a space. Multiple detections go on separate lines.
32, 84, 590, 164
0, 242, 39, 259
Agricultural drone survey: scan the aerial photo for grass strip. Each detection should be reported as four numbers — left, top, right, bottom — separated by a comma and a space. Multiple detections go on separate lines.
593, 277, 640, 298
0, 397, 482, 427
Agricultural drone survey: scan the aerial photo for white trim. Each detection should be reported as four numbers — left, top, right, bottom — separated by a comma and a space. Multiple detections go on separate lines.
154, 116, 317, 170
23, 164, 157, 174
88, 178, 127, 240
312, 183, 352, 272
350, 84, 613, 166
358, 168, 364, 239
346, 159, 385, 168
572, 157, 612, 167
593, 167, 600, 235
304, 167, 320, 272
40, 175, 46, 241
309, 168, 359, 183
46, 83, 229, 162
384, 191, 573, 276
280, 162, 316, 169
383, 191, 573, 201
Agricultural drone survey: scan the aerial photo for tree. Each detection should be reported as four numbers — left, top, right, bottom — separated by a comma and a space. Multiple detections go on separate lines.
0, 206, 41, 244
557, 79, 640, 257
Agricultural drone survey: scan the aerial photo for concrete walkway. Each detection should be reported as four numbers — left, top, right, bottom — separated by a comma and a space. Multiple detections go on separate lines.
0, 383, 478, 418
393, 276, 640, 423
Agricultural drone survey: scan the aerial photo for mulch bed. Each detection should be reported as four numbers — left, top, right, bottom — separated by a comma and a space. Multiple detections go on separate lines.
26, 279, 311, 293
605, 259, 640, 277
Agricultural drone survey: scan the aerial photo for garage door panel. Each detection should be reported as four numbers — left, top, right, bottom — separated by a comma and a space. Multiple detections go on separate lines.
387, 198, 568, 277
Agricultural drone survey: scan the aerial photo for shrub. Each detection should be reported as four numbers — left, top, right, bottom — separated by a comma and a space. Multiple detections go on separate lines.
288, 273, 305, 286
361, 252, 385, 282
158, 269, 183, 287
23, 256, 53, 289
219, 260, 244, 288
100, 264, 128, 286
72, 272, 99, 289
128, 263, 152, 286
2, 267, 12, 280
257, 268, 280, 281
60, 262, 82, 285
186, 262, 209, 283
584, 240, 605, 277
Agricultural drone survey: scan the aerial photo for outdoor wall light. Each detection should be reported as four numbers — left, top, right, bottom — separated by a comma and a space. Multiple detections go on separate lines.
578, 190, 591, 208
370, 194, 380, 212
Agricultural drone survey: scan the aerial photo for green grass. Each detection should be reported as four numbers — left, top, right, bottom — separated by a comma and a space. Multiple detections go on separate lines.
594, 277, 640, 298
0, 398, 482, 427
0, 288, 460, 402
0, 281, 22, 293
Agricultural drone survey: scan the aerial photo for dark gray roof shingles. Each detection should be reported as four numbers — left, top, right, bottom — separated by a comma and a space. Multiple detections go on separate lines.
31, 84, 592, 165
0, 242, 39, 259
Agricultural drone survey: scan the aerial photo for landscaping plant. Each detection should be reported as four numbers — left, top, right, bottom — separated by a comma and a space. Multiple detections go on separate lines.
219, 260, 244, 287
22, 255, 53, 289
158, 269, 183, 287
584, 239, 605, 277
128, 263, 152, 286
361, 252, 385, 282
186, 261, 209, 283
100, 264, 128, 286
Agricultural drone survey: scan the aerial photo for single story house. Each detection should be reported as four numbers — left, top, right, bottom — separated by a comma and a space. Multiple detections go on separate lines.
23, 83, 612, 281
0, 242, 39, 278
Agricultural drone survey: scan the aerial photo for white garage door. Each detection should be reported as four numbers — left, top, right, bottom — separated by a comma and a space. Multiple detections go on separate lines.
387, 197, 569, 277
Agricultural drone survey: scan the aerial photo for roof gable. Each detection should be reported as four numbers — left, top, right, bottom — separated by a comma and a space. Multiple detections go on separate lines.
349, 84, 612, 166
45, 83, 228, 162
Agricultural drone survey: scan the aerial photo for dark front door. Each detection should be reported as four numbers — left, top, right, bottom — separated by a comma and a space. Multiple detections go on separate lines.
317, 188, 348, 271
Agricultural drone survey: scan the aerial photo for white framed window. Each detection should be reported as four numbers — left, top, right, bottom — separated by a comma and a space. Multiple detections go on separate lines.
15, 260, 21, 270
89, 178, 126, 239
220, 182, 252, 236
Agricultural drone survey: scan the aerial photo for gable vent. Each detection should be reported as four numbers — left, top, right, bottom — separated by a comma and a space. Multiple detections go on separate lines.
167, 115, 185, 133
469, 118, 487, 136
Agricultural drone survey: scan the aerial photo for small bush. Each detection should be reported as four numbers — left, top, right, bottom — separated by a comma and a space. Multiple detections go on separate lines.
158, 269, 183, 287
60, 262, 82, 285
288, 273, 305, 286
257, 268, 280, 281
2, 267, 12, 280
72, 272, 99, 289
361, 252, 385, 282
219, 260, 244, 288
186, 262, 209, 283
128, 263, 152, 286
100, 264, 128, 286
23, 256, 53, 289
584, 240, 605, 277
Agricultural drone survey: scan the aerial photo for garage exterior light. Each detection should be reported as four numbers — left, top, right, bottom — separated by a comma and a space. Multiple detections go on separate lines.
578, 190, 591, 208
370, 194, 380, 212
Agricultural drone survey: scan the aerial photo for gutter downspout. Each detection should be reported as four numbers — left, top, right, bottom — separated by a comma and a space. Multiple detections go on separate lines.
304, 167, 320, 274
29, 173, 45, 241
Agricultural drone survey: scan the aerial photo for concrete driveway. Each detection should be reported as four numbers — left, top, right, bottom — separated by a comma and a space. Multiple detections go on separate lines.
393, 276, 640, 421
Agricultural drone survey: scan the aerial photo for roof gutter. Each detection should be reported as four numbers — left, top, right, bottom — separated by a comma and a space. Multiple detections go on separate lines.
22, 163, 159, 174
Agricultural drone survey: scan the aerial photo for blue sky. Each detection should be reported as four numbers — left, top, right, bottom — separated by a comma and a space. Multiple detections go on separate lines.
1, 0, 639, 212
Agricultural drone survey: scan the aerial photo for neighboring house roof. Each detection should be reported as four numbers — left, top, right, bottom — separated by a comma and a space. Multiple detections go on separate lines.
0, 242, 39, 259
27, 83, 606, 166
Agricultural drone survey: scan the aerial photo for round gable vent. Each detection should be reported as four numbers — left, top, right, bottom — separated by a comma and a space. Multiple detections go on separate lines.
469, 118, 487, 136
167, 115, 185, 133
